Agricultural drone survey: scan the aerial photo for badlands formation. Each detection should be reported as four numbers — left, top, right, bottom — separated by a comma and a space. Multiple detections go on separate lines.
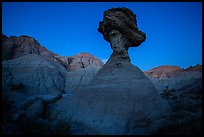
2, 8, 202, 135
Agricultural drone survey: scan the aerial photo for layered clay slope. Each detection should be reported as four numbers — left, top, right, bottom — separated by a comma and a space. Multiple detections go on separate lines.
144, 64, 202, 93
144, 66, 182, 79
184, 64, 202, 72
2, 34, 105, 135
144, 64, 202, 79
2, 34, 104, 71
2, 54, 67, 95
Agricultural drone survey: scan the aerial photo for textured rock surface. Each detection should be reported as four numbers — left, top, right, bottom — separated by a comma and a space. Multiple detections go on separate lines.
52, 53, 104, 71
25, 99, 44, 119
2, 54, 66, 95
2, 89, 66, 135
98, 7, 146, 62
1, 34, 103, 92
67, 52, 104, 71
98, 7, 146, 47
2, 7, 202, 135
144, 65, 202, 93
144, 65, 202, 79
144, 66, 182, 79
143, 65, 202, 135
65, 66, 101, 91
2, 35, 56, 60
175, 64, 202, 79
53, 7, 171, 135
184, 64, 202, 72
2, 35, 104, 135
2, 35, 104, 71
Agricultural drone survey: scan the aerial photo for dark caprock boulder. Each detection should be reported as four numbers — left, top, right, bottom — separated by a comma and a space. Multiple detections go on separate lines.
52, 7, 171, 135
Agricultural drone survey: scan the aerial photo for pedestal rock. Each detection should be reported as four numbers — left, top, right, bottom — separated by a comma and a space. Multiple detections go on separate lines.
55, 7, 171, 135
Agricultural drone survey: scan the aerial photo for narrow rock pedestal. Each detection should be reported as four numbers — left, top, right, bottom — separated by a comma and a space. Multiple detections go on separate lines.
66, 7, 171, 135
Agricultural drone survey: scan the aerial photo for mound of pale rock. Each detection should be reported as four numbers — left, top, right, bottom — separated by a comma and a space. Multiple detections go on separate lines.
2, 53, 68, 135
2, 34, 105, 135
67, 52, 104, 71
2, 34, 104, 93
65, 66, 102, 91
2, 54, 66, 95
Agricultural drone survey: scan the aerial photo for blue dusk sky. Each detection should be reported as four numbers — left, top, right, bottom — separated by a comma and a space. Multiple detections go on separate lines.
2, 2, 202, 71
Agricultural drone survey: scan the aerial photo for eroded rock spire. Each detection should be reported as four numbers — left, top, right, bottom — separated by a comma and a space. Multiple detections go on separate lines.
56, 7, 170, 135
97, 7, 146, 62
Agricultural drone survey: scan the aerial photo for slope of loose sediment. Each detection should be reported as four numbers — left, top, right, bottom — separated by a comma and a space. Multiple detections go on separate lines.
51, 62, 171, 135
2, 54, 67, 95
64, 66, 102, 91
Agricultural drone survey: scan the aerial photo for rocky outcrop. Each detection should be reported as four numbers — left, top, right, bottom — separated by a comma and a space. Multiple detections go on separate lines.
184, 64, 202, 72
2, 54, 66, 95
144, 64, 202, 79
98, 8, 146, 48
2, 35, 56, 60
51, 53, 104, 71
156, 79, 202, 135
2, 51, 67, 134
98, 7, 146, 63
2, 35, 104, 71
144, 65, 202, 93
66, 52, 104, 71
65, 66, 101, 91
175, 64, 202, 79
2, 35, 104, 135
2, 89, 66, 135
2, 34, 104, 94
52, 7, 171, 135
143, 64, 202, 135
2, 52, 99, 96
144, 66, 182, 79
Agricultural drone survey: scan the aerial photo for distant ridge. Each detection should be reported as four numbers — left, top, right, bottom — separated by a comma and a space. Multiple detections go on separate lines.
2, 34, 104, 71
144, 64, 202, 79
